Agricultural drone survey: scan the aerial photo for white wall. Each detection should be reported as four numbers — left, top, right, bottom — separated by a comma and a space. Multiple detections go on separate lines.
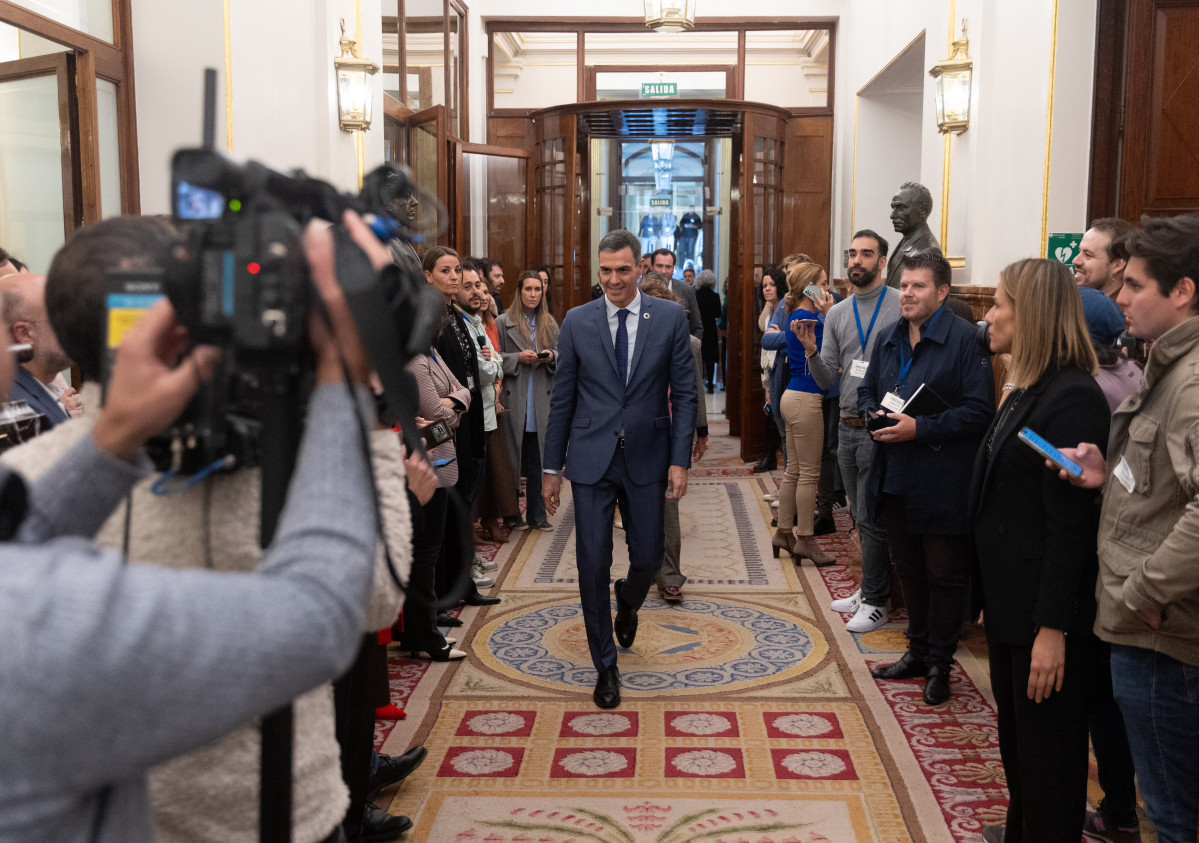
124, 0, 1100, 288
132, 0, 382, 215
832, 0, 1099, 286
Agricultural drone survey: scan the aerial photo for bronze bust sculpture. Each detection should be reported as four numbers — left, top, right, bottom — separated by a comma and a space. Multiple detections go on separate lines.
886, 181, 943, 288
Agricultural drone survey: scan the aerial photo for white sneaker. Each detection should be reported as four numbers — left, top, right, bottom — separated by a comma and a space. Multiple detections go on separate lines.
763, 492, 779, 502
845, 602, 889, 633
472, 570, 495, 588
830, 589, 861, 614
770, 499, 780, 509
477, 556, 498, 573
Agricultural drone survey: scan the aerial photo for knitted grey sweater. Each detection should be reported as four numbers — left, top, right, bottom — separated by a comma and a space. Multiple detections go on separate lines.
807, 283, 901, 420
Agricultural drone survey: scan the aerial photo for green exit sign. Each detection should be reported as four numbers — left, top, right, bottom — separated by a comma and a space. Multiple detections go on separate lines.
649, 198, 671, 207
641, 82, 678, 98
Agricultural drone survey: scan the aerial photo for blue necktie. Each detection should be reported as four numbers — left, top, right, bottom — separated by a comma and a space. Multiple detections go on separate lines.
615, 308, 629, 385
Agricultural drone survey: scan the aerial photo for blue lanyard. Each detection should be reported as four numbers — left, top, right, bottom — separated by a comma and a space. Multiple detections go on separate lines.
852, 291, 885, 352
897, 304, 944, 387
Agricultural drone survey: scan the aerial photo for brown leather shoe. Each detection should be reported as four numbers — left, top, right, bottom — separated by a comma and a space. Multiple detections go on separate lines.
792, 535, 836, 567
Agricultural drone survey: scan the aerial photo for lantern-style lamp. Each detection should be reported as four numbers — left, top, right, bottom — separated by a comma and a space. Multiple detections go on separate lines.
929, 20, 973, 134
651, 139, 675, 165
644, 0, 696, 33
334, 18, 380, 132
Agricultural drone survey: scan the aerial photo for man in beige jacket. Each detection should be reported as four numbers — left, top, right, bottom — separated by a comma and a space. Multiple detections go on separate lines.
1062, 214, 1199, 843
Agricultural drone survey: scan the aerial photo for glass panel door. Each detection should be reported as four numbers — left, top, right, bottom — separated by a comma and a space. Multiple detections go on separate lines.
454, 143, 530, 311
0, 53, 78, 273
407, 105, 446, 241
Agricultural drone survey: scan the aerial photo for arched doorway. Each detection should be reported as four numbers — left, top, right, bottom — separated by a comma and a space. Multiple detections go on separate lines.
526, 99, 832, 462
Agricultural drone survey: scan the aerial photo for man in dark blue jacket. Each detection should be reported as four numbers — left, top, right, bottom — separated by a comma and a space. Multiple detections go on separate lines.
858, 251, 993, 705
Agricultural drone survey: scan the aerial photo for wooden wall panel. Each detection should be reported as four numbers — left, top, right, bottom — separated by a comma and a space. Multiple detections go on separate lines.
782, 115, 833, 272
487, 116, 535, 152
1117, 0, 1199, 219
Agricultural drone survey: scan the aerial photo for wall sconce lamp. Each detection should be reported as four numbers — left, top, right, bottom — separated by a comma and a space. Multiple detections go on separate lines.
334, 18, 379, 132
929, 20, 973, 134
644, 0, 696, 33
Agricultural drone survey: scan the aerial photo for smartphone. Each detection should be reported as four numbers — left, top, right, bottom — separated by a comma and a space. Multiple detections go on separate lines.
432, 456, 456, 467
803, 284, 825, 304
1017, 427, 1083, 478
537, 350, 551, 359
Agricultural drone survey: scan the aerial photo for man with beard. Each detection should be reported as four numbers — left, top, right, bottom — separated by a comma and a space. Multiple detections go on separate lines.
1073, 217, 1135, 301
480, 257, 507, 316
795, 231, 900, 632
1, 273, 78, 428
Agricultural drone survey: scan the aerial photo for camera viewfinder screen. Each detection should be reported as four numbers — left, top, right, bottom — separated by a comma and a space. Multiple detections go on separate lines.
176, 181, 225, 220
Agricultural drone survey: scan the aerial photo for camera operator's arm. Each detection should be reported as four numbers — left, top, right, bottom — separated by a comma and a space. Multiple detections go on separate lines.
17, 301, 220, 543
3, 215, 389, 794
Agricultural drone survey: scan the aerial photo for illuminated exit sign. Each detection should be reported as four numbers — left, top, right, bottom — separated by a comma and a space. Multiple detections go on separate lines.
649, 198, 672, 207
641, 82, 678, 98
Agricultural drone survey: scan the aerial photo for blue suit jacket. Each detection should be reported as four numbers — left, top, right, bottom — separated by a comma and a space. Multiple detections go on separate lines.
543, 294, 697, 487
8, 367, 70, 428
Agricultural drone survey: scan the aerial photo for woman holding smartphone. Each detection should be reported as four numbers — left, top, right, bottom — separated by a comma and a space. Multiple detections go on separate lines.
496, 270, 560, 531
970, 258, 1110, 842
770, 261, 834, 565
755, 268, 785, 473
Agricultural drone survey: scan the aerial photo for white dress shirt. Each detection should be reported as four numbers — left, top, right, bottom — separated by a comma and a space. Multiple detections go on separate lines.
604, 290, 642, 383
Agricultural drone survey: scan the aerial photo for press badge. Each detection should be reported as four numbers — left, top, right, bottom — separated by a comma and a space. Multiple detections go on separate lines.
850, 359, 869, 378
1113, 455, 1136, 493
881, 392, 905, 413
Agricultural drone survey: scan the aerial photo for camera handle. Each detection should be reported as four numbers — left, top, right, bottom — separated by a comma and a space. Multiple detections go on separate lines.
258, 366, 305, 843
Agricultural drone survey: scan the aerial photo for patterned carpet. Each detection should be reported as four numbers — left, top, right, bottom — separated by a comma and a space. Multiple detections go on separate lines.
374, 399, 1141, 841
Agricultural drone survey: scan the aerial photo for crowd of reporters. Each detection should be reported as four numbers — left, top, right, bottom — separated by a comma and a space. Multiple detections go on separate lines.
752, 213, 1199, 843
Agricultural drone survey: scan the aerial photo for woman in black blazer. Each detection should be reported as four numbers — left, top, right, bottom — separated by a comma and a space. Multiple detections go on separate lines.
970, 258, 1111, 843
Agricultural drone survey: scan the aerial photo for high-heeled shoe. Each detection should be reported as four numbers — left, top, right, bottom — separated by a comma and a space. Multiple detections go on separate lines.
409, 643, 466, 662
791, 534, 836, 567
771, 528, 794, 559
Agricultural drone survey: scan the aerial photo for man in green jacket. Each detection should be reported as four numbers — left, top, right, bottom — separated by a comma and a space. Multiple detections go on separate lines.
1062, 214, 1199, 843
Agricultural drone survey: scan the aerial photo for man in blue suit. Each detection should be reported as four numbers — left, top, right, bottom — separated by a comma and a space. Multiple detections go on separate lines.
542, 229, 697, 709
1, 273, 73, 428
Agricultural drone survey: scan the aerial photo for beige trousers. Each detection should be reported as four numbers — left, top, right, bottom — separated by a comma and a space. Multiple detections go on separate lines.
776, 389, 824, 537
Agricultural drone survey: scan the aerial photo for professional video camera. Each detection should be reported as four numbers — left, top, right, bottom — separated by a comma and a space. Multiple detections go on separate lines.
115, 71, 443, 479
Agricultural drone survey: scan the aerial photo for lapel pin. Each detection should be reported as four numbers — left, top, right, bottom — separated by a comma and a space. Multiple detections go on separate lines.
643, 312, 650, 319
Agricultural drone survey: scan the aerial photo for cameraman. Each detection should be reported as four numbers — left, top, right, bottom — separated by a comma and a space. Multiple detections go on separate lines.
0, 211, 388, 841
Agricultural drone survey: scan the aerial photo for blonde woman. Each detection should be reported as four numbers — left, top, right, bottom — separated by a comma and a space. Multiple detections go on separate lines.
971, 258, 1111, 842
768, 262, 834, 565
496, 270, 560, 530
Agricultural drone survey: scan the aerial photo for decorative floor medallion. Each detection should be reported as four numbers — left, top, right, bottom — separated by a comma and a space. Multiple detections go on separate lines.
475, 595, 829, 695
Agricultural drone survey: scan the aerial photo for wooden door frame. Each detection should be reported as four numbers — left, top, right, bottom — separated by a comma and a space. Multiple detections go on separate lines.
0, 53, 81, 239
1, 0, 140, 215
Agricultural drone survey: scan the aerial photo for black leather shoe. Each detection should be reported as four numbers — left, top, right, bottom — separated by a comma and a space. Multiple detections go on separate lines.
593, 665, 621, 708
437, 612, 463, 627
368, 745, 427, 795
362, 802, 412, 841
463, 592, 501, 606
923, 665, 952, 705
812, 514, 836, 536
871, 652, 928, 680
752, 459, 777, 473
613, 578, 638, 648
